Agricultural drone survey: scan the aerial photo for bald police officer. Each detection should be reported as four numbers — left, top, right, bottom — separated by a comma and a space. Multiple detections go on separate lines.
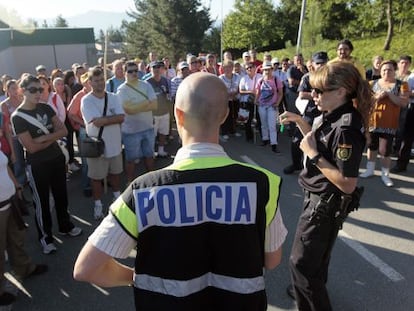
74, 72, 287, 311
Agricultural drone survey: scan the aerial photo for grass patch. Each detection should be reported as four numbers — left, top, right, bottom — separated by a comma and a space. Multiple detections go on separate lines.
254, 31, 414, 68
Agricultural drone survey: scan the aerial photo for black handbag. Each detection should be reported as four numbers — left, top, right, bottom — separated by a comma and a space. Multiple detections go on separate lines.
79, 93, 108, 158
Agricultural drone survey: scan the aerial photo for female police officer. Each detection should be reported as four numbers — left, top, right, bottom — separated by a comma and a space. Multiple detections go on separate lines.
280, 61, 372, 311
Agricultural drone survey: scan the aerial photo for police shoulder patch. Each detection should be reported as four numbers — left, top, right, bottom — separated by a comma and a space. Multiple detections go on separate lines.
336, 144, 352, 161
340, 113, 352, 127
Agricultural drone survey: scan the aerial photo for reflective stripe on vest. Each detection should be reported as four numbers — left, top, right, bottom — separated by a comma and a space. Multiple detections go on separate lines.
134, 272, 265, 297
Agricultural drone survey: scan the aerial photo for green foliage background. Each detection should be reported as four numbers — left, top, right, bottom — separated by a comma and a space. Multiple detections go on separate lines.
264, 31, 414, 68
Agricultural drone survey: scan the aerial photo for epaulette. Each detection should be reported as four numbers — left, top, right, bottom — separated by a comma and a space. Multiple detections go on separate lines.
332, 113, 352, 128
340, 113, 352, 127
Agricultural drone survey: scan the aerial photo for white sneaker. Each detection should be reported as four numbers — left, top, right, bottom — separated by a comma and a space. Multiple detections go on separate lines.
69, 162, 80, 172
381, 174, 394, 187
222, 135, 229, 140
42, 243, 57, 254
234, 132, 242, 137
94, 205, 104, 220
360, 170, 374, 178
58, 226, 82, 237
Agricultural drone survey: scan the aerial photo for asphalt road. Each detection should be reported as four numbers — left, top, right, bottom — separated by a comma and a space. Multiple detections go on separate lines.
3, 126, 414, 311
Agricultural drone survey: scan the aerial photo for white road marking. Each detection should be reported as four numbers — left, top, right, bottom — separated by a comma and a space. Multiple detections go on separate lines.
240, 155, 259, 166
91, 283, 110, 295
4, 272, 32, 297
339, 231, 404, 282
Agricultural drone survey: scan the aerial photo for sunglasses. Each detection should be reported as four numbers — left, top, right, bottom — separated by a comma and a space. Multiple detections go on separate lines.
313, 88, 335, 95
152, 65, 162, 69
127, 69, 139, 74
27, 87, 44, 94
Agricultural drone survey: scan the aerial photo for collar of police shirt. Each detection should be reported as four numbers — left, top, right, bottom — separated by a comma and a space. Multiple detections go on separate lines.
173, 143, 228, 162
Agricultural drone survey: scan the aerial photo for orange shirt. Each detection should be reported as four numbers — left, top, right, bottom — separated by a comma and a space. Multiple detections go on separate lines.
369, 80, 408, 131
67, 88, 89, 130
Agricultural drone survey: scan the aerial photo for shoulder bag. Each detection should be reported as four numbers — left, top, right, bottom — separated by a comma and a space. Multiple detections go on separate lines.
123, 83, 158, 114
79, 93, 108, 158
13, 110, 69, 164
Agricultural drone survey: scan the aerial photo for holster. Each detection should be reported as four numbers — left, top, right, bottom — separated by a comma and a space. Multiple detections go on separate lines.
306, 186, 364, 230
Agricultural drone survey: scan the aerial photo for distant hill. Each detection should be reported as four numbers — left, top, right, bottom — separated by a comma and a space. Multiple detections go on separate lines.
47, 10, 132, 35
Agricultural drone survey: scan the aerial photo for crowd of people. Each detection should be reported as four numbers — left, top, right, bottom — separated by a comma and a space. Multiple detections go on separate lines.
0, 37, 413, 309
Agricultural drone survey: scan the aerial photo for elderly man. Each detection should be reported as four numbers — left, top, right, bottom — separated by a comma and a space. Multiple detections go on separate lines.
74, 73, 287, 311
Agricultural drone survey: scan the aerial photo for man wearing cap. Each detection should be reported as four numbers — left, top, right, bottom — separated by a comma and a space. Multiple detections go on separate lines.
171, 62, 190, 102
35, 65, 47, 76
146, 61, 171, 158
118, 61, 157, 183
240, 52, 251, 75
271, 58, 285, 82
282, 52, 327, 175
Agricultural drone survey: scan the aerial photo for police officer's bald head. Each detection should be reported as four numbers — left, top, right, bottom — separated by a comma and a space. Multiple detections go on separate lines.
175, 72, 228, 130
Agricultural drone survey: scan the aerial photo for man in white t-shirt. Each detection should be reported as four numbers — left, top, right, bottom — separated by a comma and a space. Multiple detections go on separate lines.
81, 67, 125, 220
117, 61, 157, 183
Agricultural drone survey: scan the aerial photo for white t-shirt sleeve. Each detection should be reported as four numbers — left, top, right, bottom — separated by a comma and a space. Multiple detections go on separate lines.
88, 213, 136, 259
264, 206, 288, 253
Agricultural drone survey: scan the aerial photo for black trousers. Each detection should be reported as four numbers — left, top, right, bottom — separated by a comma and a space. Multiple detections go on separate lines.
27, 154, 73, 245
240, 101, 255, 141
289, 191, 342, 311
290, 127, 304, 169
221, 100, 239, 135
397, 104, 414, 169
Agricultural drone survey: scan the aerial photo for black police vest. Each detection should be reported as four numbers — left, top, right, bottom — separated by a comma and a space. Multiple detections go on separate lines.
112, 157, 281, 311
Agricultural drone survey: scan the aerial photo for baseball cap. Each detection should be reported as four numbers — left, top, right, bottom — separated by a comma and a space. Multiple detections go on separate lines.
271, 57, 280, 64
242, 51, 250, 58
150, 61, 165, 68
178, 61, 189, 70
261, 61, 273, 70
36, 65, 46, 72
312, 51, 329, 64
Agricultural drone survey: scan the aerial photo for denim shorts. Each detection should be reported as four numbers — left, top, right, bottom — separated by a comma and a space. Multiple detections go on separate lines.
122, 128, 155, 161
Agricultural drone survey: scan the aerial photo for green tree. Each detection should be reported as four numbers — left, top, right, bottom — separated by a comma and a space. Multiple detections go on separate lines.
344, 0, 385, 38
41, 19, 49, 28
315, 0, 355, 40
202, 25, 221, 56
383, 0, 393, 50
275, 0, 302, 46
123, 0, 211, 61
98, 26, 125, 43
54, 15, 68, 27
222, 0, 282, 50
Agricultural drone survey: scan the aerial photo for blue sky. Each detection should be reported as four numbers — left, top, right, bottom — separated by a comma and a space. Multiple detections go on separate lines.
0, 0, 279, 27
0, 0, 235, 20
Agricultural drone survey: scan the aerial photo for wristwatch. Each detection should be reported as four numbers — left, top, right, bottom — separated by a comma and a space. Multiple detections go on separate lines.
309, 153, 322, 165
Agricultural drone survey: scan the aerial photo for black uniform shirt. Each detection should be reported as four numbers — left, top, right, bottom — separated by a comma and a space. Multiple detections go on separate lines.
298, 103, 366, 194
